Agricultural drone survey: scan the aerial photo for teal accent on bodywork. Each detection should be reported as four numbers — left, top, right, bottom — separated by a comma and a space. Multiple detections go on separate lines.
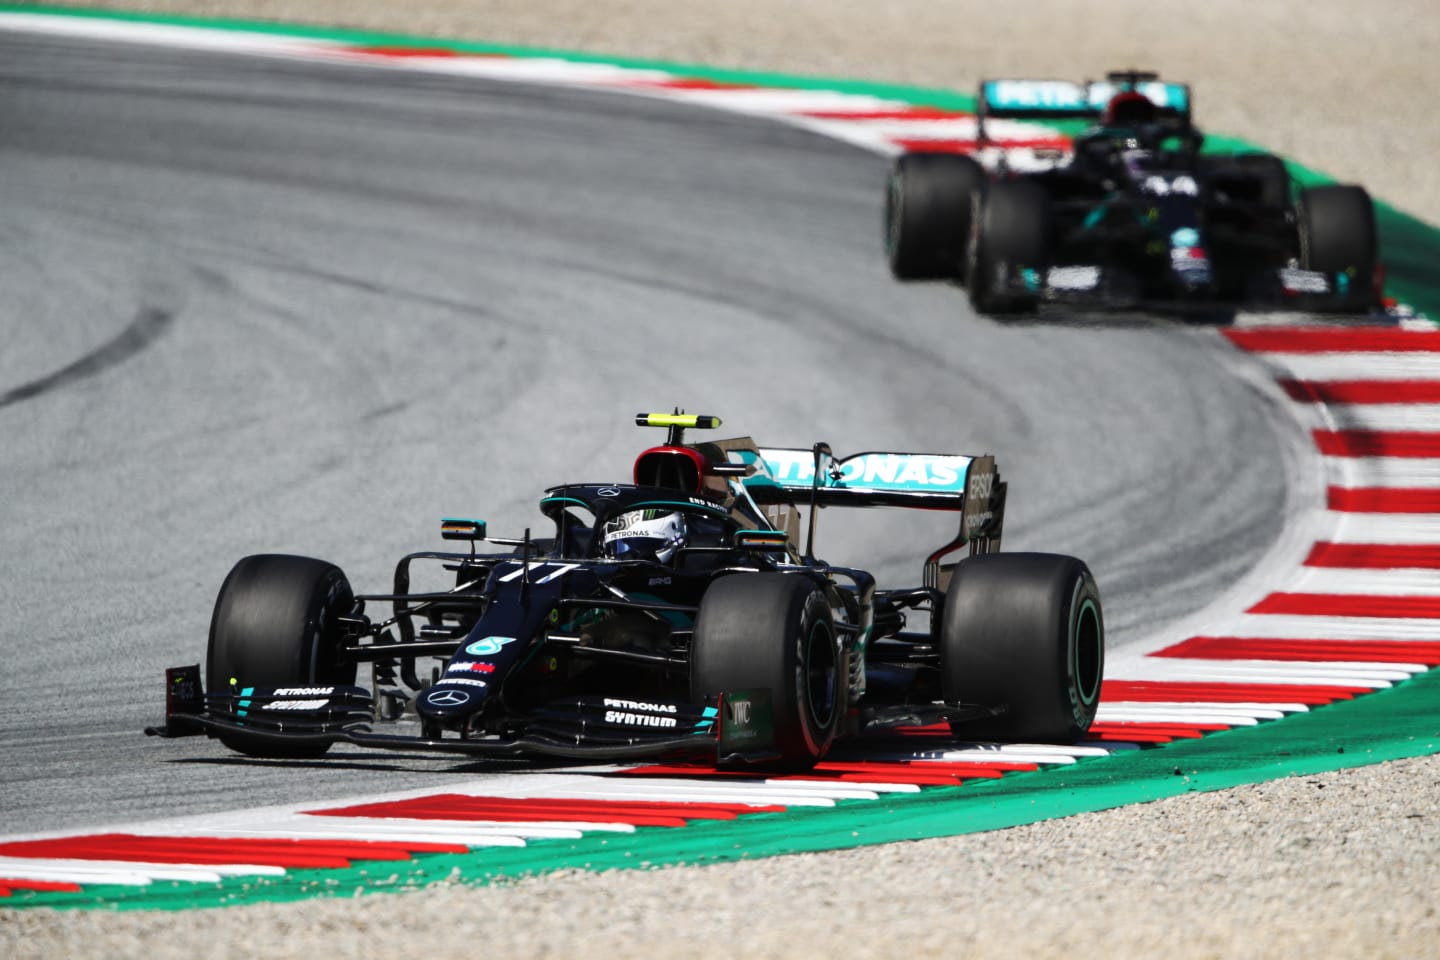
539, 497, 589, 509
629, 499, 729, 517
237, 686, 253, 719
629, 592, 694, 628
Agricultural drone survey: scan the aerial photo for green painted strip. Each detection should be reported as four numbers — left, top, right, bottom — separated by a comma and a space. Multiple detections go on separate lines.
11, 665, 1439, 911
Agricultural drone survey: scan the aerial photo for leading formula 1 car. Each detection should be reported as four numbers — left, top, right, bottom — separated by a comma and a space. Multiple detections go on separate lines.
885, 70, 1382, 316
149, 413, 1105, 769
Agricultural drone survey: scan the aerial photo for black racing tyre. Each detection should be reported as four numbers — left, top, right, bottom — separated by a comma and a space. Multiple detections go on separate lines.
967, 179, 1053, 315
885, 152, 985, 282
1298, 184, 1379, 308
940, 552, 1103, 743
206, 554, 357, 757
691, 573, 842, 768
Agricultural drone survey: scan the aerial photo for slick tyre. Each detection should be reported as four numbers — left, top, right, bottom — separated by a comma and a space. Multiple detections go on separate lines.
967, 179, 1053, 315
207, 554, 357, 758
940, 553, 1103, 743
1298, 184, 1379, 310
692, 573, 842, 769
885, 152, 985, 282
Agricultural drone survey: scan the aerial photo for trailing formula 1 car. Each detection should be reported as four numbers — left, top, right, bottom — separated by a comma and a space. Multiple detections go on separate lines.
885, 70, 1382, 316
149, 413, 1105, 769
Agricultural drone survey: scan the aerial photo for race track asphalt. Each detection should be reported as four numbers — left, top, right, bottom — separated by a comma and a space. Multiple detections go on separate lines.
0, 31, 1303, 835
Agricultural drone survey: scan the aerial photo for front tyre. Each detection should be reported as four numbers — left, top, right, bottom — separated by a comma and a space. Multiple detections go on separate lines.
967, 179, 1053, 315
206, 554, 357, 757
940, 553, 1103, 743
885, 152, 985, 282
1298, 184, 1379, 311
692, 573, 842, 768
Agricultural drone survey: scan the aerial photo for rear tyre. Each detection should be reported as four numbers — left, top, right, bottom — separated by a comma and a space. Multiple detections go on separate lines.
940, 553, 1103, 743
692, 573, 842, 768
207, 554, 357, 758
1298, 184, 1379, 310
885, 152, 985, 282
967, 180, 1053, 315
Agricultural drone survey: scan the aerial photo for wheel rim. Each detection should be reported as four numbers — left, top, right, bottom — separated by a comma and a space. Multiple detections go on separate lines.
1073, 596, 1103, 707
804, 618, 838, 731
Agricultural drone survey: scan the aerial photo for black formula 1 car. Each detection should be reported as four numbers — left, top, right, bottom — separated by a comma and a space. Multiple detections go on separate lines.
885, 70, 1382, 316
149, 413, 1105, 769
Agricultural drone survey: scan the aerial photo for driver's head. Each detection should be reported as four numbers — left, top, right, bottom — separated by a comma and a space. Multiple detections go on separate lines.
1104, 91, 1158, 128
602, 509, 688, 563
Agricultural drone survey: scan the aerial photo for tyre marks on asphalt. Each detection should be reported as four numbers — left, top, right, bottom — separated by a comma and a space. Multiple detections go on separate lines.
0, 307, 172, 410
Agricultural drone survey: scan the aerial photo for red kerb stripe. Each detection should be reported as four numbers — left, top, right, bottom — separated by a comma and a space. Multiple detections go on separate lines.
1313, 430, 1440, 457
1101, 680, 1363, 704
1248, 592, 1440, 618
0, 878, 83, 893
1226, 328, 1440, 354
309, 794, 785, 825
1281, 379, 1440, 404
889, 137, 1071, 154
801, 106, 973, 120
623, 77, 754, 90
1156, 637, 1440, 665
0, 834, 461, 867
1328, 487, 1440, 512
1305, 543, 1440, 568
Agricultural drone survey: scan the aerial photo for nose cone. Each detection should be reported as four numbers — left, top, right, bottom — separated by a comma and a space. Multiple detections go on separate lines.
416, 682, 487, 720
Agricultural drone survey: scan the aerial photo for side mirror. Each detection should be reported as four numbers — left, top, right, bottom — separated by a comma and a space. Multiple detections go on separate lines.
441, 518, 487, 541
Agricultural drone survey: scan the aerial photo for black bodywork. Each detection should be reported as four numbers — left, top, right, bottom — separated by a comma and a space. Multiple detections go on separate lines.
150, 430, 1017, 766
889, 70, 1384, 315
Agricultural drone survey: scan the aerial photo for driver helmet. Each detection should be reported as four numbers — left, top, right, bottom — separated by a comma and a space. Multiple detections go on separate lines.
602, 508, 688, 563
1104, 90, 1158, 128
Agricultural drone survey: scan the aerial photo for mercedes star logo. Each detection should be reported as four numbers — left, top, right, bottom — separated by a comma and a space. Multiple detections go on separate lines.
597, 487, 621, 497
426, 688, 471, 707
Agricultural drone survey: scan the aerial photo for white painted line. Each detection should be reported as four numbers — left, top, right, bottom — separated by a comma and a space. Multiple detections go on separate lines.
933, 749, 1082, 764
0, 856, 279, 884
647, 88, 911, 115
1096, 703, 1295, 723
1101, 700, 1309, 716
0, 862, 156, 887
770, 778, 922, 794
547, 783, 836, 807
1325, 512, 1440, 544
1207, 612, 1440, 641
1258, 354, 1440, 382
0, 12, 337, 54
832, 117, 980, 139
1323, 456, 1440, 488
1115, 658, 1417, 685
208, 826, 536, 846
1094, 708, 1257, 726
1321, 403, 1440, 431
324, 48, 679, 85
1285, 566, 1440, 595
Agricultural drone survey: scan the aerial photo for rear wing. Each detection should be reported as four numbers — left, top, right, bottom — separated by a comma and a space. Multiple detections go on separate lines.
976, 74, 1192, 142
